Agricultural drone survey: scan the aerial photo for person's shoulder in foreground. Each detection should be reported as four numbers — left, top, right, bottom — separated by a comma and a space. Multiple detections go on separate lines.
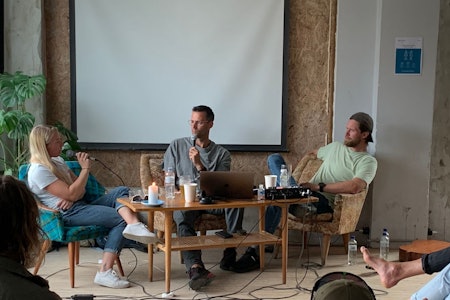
0, 175, 61, 299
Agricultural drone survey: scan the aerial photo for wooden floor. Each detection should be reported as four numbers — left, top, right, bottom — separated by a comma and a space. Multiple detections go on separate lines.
35, 242, 435, 299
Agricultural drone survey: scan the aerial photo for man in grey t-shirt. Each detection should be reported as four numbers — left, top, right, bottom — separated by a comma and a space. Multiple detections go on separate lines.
163, 105, 246, 291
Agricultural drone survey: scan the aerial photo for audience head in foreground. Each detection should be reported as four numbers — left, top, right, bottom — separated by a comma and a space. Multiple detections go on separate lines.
0, 175, 61, 299
311, 271, 375, 300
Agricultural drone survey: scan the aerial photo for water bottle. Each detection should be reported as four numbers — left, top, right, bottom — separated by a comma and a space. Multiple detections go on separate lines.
380, 228, 390, 260
258, 184, 265, 200
279, 164, 289, 188
164, 167, 175, 199
348, 235, 357, 265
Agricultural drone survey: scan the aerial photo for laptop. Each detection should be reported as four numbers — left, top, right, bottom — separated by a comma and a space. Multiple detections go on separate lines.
199, 171, 255, 199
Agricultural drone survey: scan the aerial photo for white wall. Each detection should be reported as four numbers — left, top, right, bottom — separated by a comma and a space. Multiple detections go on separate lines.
335, 0, 440, 244
3, 0, 44, 124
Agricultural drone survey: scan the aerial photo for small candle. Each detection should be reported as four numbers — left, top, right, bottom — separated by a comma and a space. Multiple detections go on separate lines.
148, 182, 158, 204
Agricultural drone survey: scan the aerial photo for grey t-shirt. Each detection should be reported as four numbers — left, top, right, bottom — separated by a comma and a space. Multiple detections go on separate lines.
163, 137, 231, 183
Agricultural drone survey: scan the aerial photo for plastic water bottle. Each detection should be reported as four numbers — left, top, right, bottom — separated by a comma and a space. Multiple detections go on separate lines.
164, 167, 175, 199
279, 164, 289, 188
348, 235, 357, 265
380, 228, 390, 260
258, 184, 265, 200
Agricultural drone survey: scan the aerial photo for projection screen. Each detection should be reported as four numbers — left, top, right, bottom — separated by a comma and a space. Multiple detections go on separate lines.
70, 0, 288, 151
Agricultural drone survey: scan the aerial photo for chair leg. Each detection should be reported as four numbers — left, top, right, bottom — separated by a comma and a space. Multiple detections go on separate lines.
33, 239, 51, 275
68, 242, 76, 288
342, 233, 350, 253
116, 257, 125, 276
320, 234, 331, 266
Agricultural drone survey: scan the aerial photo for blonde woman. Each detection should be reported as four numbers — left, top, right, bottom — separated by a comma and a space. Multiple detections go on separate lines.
27, 125, 156, 289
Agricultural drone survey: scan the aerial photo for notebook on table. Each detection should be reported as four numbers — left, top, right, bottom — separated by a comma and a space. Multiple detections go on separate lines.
199, 171, 255, 199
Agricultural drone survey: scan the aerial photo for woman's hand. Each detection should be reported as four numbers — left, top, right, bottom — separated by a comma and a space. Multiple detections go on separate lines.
76, 152, 91, 170
56, 199, 74, 210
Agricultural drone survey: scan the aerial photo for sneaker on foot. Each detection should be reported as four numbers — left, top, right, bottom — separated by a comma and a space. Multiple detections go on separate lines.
94, 269, 130, 289
220, 248, 237, 271
188, 267, 215, 290
122, 222, 158, 244
233, 247, 260, 273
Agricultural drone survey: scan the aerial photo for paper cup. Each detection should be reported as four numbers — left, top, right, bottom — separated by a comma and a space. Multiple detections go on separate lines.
184, 183, 198, 203
264, 175, 277, 188
179, 175, 192, 199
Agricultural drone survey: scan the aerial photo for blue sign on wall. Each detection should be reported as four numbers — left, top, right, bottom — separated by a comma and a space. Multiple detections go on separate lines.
395, 48, 422, 74
395, 37, 422, 75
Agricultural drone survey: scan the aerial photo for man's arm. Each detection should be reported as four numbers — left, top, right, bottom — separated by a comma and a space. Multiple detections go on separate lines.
301, 177, 367, 194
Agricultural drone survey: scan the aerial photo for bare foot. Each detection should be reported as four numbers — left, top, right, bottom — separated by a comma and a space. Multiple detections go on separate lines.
360, 246, 401, 288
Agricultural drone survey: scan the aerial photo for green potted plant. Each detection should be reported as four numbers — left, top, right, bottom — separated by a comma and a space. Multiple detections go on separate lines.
54, 121, 82, 161
0, 71, 46, 175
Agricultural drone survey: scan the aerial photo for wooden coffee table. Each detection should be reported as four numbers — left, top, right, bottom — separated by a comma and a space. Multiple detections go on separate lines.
118, 195, 317, 293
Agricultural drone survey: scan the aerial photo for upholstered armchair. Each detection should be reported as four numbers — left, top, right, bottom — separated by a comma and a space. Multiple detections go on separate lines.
18, 163, 124, 288
274, 153, 368, 266
139, 154, 227, 238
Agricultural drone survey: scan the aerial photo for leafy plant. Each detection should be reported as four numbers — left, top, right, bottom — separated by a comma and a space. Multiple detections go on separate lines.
54, 121, 82, 161
0, 71, 46, 175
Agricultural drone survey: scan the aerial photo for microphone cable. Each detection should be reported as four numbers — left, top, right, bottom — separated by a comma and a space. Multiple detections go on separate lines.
93, 157, 126, 186
66, 150, 126, 186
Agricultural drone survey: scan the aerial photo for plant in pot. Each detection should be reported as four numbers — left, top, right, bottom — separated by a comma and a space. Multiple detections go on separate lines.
0, 71, 46, 175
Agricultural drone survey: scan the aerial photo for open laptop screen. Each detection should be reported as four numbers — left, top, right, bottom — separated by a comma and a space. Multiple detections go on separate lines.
199, 171, 255, 199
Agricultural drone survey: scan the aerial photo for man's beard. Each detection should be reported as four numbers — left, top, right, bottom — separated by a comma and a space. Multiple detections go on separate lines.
344, 137, 360, 147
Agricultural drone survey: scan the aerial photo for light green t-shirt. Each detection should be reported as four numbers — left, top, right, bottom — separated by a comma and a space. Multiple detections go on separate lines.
310, 141, 377, 206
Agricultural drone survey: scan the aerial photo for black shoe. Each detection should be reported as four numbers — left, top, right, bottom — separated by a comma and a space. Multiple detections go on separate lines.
264, 245, 274, 253
188, 267, 215, 290
233, 247, 260, 273
220, 248, 236, 271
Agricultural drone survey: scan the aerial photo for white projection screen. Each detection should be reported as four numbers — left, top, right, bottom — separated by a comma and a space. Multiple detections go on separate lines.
70, 0, 288, 151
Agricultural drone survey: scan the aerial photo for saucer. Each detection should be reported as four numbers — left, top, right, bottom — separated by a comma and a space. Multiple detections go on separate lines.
141, 199, 164, 207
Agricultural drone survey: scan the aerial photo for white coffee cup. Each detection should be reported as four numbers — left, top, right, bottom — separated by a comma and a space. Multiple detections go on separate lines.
264, 175, 277, 188
184, 183, 198, 203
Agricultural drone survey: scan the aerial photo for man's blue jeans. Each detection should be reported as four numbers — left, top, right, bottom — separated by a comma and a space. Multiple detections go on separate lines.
411, 262, 450, 299
62, 186, 129, 254
265, 153, 332, 234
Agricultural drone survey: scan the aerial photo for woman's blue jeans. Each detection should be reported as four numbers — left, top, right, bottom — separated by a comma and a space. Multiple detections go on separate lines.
62, 186, 129, 254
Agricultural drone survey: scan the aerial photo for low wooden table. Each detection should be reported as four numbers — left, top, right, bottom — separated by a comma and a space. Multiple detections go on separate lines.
399, 239, 450, 262
118, 195, 317, 293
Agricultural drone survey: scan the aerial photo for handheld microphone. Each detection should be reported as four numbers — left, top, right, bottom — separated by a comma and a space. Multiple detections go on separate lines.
65, 150, 125, 185
190, 135, 197, 147
66, 150, 96, 161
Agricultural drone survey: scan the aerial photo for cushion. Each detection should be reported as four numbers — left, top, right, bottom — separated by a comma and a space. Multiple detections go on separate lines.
65, 161, 106, 202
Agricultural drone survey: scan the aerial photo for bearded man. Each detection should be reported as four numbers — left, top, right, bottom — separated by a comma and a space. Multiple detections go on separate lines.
264, 112, 378, 234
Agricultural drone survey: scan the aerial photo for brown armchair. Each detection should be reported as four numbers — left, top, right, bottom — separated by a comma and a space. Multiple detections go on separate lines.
274, 153, 368, 266
139, 154, 227, 239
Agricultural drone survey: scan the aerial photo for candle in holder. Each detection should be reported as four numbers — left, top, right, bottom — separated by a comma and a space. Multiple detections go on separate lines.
148, 182, 158, 204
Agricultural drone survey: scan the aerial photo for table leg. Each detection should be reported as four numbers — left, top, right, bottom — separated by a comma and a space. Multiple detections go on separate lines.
147, 211, 154, 281
281, 204, 287, 284
164, 211, 173, 293
259, 206, 265, 270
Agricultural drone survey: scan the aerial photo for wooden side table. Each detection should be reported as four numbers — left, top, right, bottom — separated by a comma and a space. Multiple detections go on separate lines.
399, 239, 450, 262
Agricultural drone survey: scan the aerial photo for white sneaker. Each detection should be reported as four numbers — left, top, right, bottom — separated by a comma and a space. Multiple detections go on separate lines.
122, 222, 158, 244
94, 269, 130, 289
